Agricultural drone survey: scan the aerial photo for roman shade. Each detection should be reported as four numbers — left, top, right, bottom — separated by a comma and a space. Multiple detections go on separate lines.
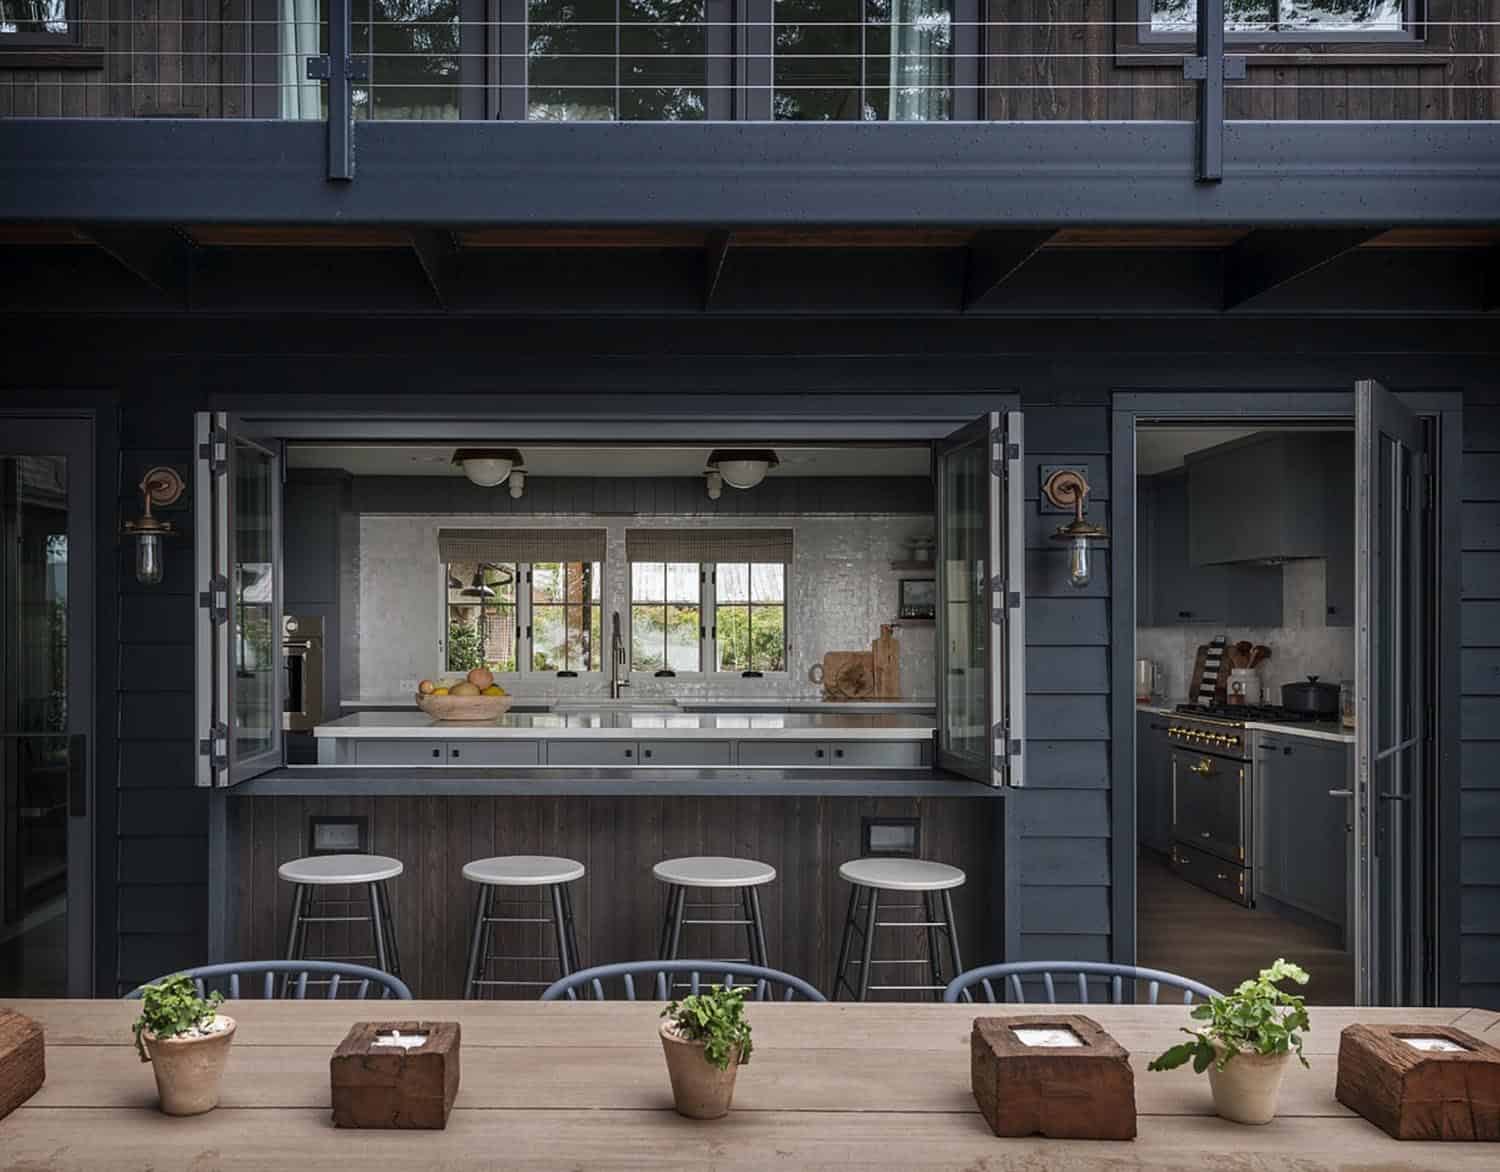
438, 528, 607, 565
626, 528, 794, 564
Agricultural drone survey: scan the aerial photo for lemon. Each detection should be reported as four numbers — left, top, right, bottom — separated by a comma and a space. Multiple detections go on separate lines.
433, 687, 450, 696
483, 685, 503, 696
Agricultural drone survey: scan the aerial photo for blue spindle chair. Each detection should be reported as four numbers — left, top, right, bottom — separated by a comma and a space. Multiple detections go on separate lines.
126, 960, 413, 1001
944, 962, 1218, 1006
541, 960, 826, 1003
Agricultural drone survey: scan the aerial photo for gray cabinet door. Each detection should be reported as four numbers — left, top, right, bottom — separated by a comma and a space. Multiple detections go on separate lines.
352, 739, 447, 765
446, 741, 542, 766
737, 741, 831, 766
545, 741, 640, 766
826, 741, 930, 767
638, 741, 734, 766
1256, 734, 1348, 928
1136, 712, 1173, 855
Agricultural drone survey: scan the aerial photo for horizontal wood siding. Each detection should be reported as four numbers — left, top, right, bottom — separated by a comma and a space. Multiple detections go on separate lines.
1462, 402, 1500, 1008
229, 795, 998, 1000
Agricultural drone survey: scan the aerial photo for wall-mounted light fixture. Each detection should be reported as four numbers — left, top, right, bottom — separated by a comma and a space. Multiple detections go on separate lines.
706, 449, 779, 491
122, 466, 185, 586
705, 470, 723, 500
1043, 468, 1108, 590
453, 448, 526, 494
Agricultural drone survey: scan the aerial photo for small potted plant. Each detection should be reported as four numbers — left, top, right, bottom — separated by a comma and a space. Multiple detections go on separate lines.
1148, 958, 1310, 1125
659, 984, 753, 1120
132, 973, 237, 1116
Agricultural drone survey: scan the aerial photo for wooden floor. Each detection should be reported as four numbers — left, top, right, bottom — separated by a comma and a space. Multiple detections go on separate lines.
1137, 852, 1356, 1004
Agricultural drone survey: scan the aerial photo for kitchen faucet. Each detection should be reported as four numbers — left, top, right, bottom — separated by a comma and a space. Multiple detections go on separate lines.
610, 611, 629, 699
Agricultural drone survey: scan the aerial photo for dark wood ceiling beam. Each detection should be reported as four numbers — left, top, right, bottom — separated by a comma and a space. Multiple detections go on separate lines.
961, 230, 1057, 311
703, 231, 733, 310
79, 225, 194, 301
410, 228, 459, 310
1484, 246, 1499, 312
1224, 228, 1382, 310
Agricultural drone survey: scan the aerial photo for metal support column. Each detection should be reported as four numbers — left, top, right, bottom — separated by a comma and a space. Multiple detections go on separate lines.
1184, 0, 1246, 183
306, 0, 364, 180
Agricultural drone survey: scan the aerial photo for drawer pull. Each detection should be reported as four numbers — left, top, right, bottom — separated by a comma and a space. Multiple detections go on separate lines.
1189, 757, 1214, 776
431, 748, 441, 758
1328, 788, 1354, 797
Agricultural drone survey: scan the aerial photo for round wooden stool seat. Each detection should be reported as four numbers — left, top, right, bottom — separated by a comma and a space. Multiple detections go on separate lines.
463, 855, 586, 887
652, 856, 776, 889
278, 854, 404, 886
837, 857, 966, 892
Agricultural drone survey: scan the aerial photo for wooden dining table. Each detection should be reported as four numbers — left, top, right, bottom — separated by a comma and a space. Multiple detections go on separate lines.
2, 999, 1496, 1169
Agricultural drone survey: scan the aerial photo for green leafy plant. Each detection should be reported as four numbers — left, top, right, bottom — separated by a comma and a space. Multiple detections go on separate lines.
132, 973, 225, 1062
662, 984, 753, 1071
1148, 958, 1311, 1074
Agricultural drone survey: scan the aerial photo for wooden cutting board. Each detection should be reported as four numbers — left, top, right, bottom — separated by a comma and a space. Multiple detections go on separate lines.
821, 651, 876, 701
871, 625, 900, 699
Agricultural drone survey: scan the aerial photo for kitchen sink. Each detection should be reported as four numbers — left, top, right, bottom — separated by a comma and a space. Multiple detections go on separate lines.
550, 700, 682, 714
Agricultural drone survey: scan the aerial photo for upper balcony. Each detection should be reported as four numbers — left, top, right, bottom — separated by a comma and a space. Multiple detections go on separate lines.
1, 1, 1497, 225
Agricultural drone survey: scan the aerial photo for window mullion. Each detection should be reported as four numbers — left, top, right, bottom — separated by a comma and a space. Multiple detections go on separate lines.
519, 565, 533, 675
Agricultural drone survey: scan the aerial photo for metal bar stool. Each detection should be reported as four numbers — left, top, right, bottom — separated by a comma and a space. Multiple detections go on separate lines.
832, 857, 967, 1002
278, 853, 404, 980
462, 855, 585, 999
653, 856, 775, 966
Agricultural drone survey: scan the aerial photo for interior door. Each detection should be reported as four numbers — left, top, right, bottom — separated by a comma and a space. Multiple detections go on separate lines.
195, 412, 284, 787
1354, 379, 1430, 1005
0, 418, 93, 996
935, 411, 1024, 786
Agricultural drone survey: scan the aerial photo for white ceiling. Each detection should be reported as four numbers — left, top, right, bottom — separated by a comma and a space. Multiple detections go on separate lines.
286, 444, 933, 479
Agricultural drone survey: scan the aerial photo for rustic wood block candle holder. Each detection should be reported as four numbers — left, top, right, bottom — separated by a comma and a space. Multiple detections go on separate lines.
1336, 1023, 1500, 1141
0, 1009, 45, 1121
330, 1021, 460, 1130
971, 1015, 1136, 1140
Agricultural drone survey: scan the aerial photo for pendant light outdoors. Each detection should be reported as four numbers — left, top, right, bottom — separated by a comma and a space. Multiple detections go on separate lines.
122, 466, 185, 586
453, 448, 525, 489
1042, 468, 1108, 590
706, 449, 779, 491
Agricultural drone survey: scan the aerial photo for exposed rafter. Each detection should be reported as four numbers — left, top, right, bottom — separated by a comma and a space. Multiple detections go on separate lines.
1485, 245, 1499, 312
410, 228, 459, 309
961, 230, 1057, 311
1224, 228, 1382, 310
704, 231, 733, 310
79, 225, 194, 301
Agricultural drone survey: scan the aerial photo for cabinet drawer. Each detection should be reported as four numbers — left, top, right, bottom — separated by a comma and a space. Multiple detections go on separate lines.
1171, 841, 1250, 907
737, 742, 830, 766
826, 741, 929, 767
445, 741, 541, 766
545, 741, 639, 766
638, 741, 733, 766
352, 739, 446, 765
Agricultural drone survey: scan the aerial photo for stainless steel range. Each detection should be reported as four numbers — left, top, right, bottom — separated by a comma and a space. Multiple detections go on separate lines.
1166, 703, 1320, 906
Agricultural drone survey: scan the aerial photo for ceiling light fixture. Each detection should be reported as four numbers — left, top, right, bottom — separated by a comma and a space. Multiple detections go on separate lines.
705, 470, 723, 501
453, 448, 526, 489
508, 470, 526, 500
1043, 469, 1109, 590
706, 449, 779, 491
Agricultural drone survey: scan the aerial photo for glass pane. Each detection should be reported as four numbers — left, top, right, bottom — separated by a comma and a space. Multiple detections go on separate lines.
533, 605, 565, 670
631, 604, 666, 671
775, 0, 861, 120
622, 0, 708, 120
633, 561, 666, 604
717, 563, 749, 603
0, 0, 70, 34
1280, 0, 1403, 32
750, 563, 785, 603
532, 562, 564, 603
1150, 0, 1283, 33
666, 562, 699, 603
666, 604, 700, 671
939, 433, 987, 765
716, 604, 750, 670
750, 606, 787, 671
0, 454, 69, 996
233, 441, 277, 763
528, 0, 619, 121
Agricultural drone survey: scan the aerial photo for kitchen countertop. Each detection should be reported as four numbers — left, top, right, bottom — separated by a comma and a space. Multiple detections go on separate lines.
316, 709, 937, 742
1137, 702, 1356, 745
343, 697, 935, 713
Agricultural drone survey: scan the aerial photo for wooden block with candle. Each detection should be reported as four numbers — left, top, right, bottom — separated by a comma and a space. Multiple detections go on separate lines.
330, 1021, 460, 1129
0, 1009, 45, 1121
970, 1015, 1136, 1140
1336, 1024, 1500, 1141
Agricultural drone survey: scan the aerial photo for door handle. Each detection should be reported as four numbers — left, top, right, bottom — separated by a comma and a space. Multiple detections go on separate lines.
1189, 758, 1214, 776
1328, 788, 1353, 797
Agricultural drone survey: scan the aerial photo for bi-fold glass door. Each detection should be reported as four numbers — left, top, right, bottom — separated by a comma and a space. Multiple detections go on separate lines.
935, 411, 1025, 787
195, 412, 285, 787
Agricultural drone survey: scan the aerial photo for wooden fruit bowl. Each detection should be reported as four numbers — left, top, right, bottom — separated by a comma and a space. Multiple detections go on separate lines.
415, 692, 513, 721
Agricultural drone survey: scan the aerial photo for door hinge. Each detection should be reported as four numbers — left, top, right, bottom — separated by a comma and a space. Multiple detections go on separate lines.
198, 573, 229, 624
991, 427, 1019, 477
199, 426, 228, 476
199, 722, 228, 772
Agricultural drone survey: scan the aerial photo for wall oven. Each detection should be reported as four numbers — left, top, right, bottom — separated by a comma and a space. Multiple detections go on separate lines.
282, 614, 325, 732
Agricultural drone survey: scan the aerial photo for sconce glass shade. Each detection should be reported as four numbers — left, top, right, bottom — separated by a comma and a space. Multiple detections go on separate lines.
452, 448, 525, 488
1066, 534, 1092, 590
706, 449, 779, 491
135, 532, 164, 585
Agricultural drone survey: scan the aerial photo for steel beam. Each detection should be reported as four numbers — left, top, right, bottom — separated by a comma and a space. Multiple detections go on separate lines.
1224, 228, 1384, 309
78, 225, 194, 301
703, 231, 733, 309
409, 228, 458, 309
1485, 245, 1500, 312
961, 230, 1057, 311
3, 120, 1499, 227
1184, 0, 1245, 183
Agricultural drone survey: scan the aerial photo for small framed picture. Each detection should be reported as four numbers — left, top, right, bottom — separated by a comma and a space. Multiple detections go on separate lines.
899, 578, 936, 620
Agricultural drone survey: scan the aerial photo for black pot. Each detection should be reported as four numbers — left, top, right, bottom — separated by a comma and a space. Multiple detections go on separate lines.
1281, 675, 1340, 717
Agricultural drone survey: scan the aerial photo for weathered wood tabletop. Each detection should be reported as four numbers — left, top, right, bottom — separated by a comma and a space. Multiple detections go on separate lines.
1, 999, 1496, 1169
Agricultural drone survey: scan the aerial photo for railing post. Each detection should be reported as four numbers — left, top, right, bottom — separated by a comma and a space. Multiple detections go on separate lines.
1184, 0, 1246, 183
306, 0, 360, 180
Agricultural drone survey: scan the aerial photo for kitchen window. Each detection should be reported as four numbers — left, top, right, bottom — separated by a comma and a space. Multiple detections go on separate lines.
1140, 0, 1417, 40
531, 560, 602, 672
715, 563, 787, 673
630, 561, 704, 673
445, 561, 520, 675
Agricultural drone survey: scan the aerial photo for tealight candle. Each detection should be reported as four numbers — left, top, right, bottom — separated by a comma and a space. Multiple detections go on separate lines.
372, 1029, 427, 1049
1013, 1027, 1085, 1048
1399, 1036, 1469, 1053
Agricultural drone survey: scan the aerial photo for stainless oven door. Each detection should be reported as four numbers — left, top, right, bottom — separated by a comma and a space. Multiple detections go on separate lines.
1170, 748, 1246, 865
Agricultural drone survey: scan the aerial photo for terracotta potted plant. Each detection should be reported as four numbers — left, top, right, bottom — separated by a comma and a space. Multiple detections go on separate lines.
1148, 958, 1310, 1125
132, 972, 237, 1116
659, 984, 753, 1120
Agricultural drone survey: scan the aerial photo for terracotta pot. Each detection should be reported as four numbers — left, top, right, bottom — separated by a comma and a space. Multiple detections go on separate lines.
143, 1015, 236, 1116
1206, 1042, 1292, 1125
659, 1021, 741, 1120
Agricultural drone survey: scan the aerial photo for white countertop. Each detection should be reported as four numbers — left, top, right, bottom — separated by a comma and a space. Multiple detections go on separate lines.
343, 697, 935, 713
316, 710, 937, 742
1137, 702, 1355, 745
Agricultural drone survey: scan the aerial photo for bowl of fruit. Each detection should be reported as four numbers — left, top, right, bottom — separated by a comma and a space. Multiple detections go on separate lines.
416, 669, 512, 721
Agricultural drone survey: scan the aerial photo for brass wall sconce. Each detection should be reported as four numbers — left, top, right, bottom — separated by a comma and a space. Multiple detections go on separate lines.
122, 466, 185, 585
1042, 468, 1108, 590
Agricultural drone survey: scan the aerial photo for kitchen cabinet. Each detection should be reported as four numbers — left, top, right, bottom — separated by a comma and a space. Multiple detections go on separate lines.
1254, 733, 1348, 932
826, 741, 930, 767
354, 739, 544, 765
1187, 433, 1328, 566
446, 741, 541, 766
639, 741, 733, 766
1136, 711, 1173, 855
353, 739, 448, 765
545, 741, 640, 766
737, 742, 835, 767
1141, 469, 1282, 626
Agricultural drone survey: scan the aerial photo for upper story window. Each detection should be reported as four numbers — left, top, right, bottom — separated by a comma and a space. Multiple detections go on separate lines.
1, 0, 76, 41
1144, 0, 1412, 38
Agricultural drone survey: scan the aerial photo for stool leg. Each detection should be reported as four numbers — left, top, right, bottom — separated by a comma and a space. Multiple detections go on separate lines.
666, 885, 687, 961
464, 885, 490, 1000
925, 891, 946, 1002
739, 888, 758, 966
941, 889, 971, 1004
368, 882, 391, 975
656, 884, 677, 960
283, 884, 307, 960
561, 882, 582, 973
548, 883, 572, 980
832, 885, 861, 1000
747, 885, 769, 970
373, 882, 401, 980
856, 887, 880, 1002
